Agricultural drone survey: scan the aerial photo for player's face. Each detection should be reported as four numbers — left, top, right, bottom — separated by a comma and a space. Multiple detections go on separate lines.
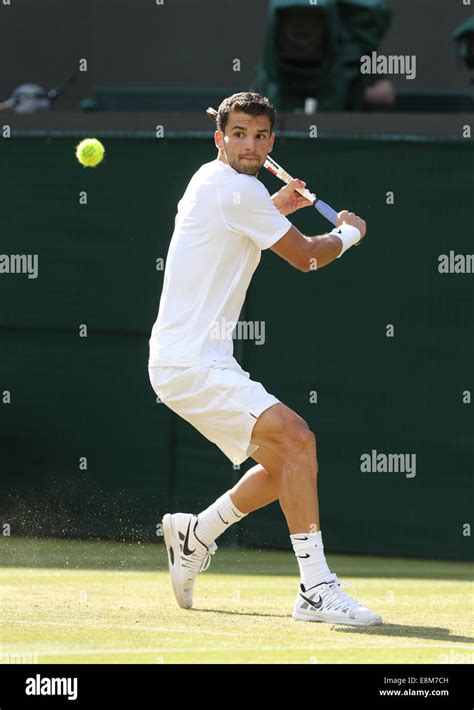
217, 111, 274, 175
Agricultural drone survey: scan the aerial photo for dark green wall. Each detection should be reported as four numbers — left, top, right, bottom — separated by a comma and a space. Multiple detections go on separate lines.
0, 135, 472, 559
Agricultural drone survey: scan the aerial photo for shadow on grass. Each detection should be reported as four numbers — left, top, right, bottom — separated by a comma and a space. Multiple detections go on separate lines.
192, 609, 473, 645
332, 624, 473, 645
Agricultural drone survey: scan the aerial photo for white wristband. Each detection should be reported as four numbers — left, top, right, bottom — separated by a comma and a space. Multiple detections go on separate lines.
330, 224, 362, 258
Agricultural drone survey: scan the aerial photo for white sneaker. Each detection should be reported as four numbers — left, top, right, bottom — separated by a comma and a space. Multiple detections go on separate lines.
162, 512, 217, 609
292, 574, 382, 626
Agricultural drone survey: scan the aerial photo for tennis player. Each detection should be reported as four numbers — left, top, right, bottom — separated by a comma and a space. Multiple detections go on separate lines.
148, 92, 382, 626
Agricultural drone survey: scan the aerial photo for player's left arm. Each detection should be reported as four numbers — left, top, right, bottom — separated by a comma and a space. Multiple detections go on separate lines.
270, 211, 366, 272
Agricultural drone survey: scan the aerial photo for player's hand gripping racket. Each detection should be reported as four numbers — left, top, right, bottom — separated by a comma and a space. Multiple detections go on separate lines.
206, 107, 338, 226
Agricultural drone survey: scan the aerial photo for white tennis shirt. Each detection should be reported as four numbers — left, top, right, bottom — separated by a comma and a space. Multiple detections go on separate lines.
148, 158, 292, 367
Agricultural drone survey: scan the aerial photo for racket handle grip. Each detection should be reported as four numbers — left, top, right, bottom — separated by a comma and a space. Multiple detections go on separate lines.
314, 199, 338, 226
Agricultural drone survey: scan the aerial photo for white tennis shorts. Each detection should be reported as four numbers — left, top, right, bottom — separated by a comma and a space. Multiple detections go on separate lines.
148, 356, 280, 465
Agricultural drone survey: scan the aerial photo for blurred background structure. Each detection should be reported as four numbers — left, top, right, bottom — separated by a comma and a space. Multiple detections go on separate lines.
0, 0, 472, 115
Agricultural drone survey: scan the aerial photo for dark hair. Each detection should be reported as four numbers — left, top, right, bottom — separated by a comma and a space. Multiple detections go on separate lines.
217, 92, 276, 134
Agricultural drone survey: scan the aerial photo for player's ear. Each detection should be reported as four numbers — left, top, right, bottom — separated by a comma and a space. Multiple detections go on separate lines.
214, 129, 222, 150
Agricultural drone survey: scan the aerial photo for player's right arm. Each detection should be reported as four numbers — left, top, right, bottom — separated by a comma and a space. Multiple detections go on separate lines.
270, 211, 367, 272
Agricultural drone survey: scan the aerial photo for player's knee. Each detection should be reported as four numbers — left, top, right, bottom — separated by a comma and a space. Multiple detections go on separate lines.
294, 424, 315, 450
253, 405, 317, 464
279, 422, 316, 462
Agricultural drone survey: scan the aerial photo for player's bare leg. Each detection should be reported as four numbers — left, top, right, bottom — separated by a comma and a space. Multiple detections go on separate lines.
228, 448, 283, 513
249, 403, 319, 533
248, 402, 382, 626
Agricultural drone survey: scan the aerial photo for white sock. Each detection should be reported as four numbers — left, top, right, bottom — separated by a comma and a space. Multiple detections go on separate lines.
194, 491, 248, 546
290, 530, 333, 590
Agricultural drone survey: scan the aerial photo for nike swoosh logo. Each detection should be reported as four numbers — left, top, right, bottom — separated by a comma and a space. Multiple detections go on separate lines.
299, 592, 323, 609
182, 520, 196, 555
217, 511, 228, 525
293, 536, 308, 541
296, 553, 310, 558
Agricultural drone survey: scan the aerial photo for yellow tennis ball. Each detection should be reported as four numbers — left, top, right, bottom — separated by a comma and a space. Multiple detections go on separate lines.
75, 138, 105, 167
